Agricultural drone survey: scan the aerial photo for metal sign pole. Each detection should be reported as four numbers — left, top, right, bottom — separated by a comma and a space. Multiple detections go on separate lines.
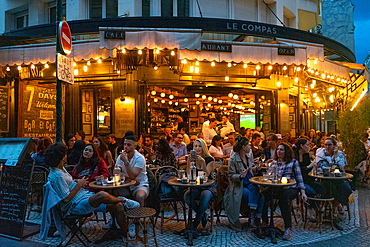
55, 0, 63, 143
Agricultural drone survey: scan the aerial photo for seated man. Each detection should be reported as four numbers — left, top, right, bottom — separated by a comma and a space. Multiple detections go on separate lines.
169, 132, 187, 160
116, 132, 149, 207
44, 143, 135, 239
251, 133, 263, 158
223, 132, 235, 157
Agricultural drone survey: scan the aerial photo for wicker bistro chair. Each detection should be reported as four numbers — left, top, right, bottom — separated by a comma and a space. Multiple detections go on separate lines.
125, 207, 158, 247
155, 166, 187, 233
304, 197, 334, 233
27, 165, 49, 219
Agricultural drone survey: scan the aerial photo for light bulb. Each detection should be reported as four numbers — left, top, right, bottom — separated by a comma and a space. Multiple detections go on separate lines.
218, 100, 222, 104
202, 95, 206, 100
87, 61, 91, 66
6, 67, 10, 71
233, 94, 238, 100
195, 94, 200, 98
169, 101, 173, 105
160, 92, 165, 97
138, 49, 142, 55
213, 98, 217, 103
277, 81, 281, 88
211, 61, 215, 66
122, 49, 126, 53
225, 76, 229, 81
169, 94, 174, 99
195, 61, 199, 66
190, 66, 194, 73
74, 69, 78, 75
161, 99, 165, 104
151, 91, 156, 96
256, 65, 261, 70
283, 66, 287, 70
195, 67, 199, 73
45, 63, 49, 68
156, 49, 160, 54
268, 65, 273, 70
84, 66, 88, 72
208, 96, 212, 101
175, 102, 179, 106
244, 63, 248, 68
154, 98, 158, 102
313, 93, 317, 98
228, 63, 232, 67
171, 50, 175, 56
98, 59, 102, 64
154, 66, 158, 70
73, 62, 76, 67
184, 98, 188, 103
228, 93, 233, 98
182, 59, 187, 64
31, 64, 35, 69
196, 101, 200, 105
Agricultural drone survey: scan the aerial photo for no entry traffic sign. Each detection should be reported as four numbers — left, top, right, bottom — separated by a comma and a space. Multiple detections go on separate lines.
58, 21, 72, 55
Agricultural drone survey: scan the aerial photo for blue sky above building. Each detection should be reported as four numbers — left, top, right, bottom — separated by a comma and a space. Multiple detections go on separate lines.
352, 0, 370, 63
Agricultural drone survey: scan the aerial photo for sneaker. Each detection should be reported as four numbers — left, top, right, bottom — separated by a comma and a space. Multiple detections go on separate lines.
102, 218, 113, 229
119, 197, 140, 210
282, 227, 293, 241
202, 212, 209, 227
129, 223, 136, 239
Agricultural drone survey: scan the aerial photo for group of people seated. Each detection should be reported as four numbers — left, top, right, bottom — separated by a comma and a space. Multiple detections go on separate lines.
38, 126, 354, 243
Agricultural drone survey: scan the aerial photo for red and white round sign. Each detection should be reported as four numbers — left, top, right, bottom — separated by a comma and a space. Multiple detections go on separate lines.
59, 21, 72, 55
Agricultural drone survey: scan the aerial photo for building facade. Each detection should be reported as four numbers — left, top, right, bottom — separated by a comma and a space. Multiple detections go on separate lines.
0, 0, 366, 140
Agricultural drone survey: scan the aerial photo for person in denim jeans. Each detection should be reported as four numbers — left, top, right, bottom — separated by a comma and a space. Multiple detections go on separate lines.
224, 136, 264, 237
184, 139, 216, 228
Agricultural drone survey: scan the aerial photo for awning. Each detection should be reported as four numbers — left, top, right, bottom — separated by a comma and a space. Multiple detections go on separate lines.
307, 59, 349, 78
99, 28, 202, 51
0, 40, 112, 66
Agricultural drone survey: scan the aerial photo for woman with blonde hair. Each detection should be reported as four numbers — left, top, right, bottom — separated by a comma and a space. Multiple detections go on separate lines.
184, 138, 216, 228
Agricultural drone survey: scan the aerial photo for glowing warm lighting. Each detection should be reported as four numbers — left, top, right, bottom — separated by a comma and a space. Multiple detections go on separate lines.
87, 61, 91, 66
208, 96, 212, 101
169, 101, 173, 105
351, 90, 367, 111
321, 73, 326, 79
154, 98, 158, 102
312, 80, 316, 85
45, 63, 49, 68
233, 94, 238, 100
225, 76, 230, 81
31, 64, 35, 69
327, 75, 330, 79
171, 50, 175, 56
207, 103, 211, 107
122, 49, 126, 53
184, 98, 188, 103
117, 70, 120, 74
161, 99, 165, 104
97, 59, 102, 64
256, 65, 261, 70
297, 67, 301, 72
313, 59, 318, 64
232, 104, 235, 107
138, 49, 142, 55
148, 102, 150, 106
213, 98, 217, 103
195, 100, 199, 105
220, 107, 223, 110
211, 61, 215, 66
281, 177, 287, 184
195, 67, 199, 73
295, 77, 298, 83
337, 78, 340, 82
84, 66, 88, 72
244, 63, 248, 68
268, 65, 273, 70
195, 94, 200, 98
190, 66, 194, 73
175, 102, 179, 106
182, 59, 187, 64
6, 67, 10, 71
73, 62, 76, 67
228, 93, 233, 98
218, 100, 222, 104
283, 66, 287, 70
151, 90, 157, 96
156, 49, 160, 54
305, 86, 308, 91
277, 81, 281, 88
202, 95, 206, 100
160, 92, 165, 97
228, 63, 232, 67
53, 72, 56, 76
74, 69, 78, 75
195, 61, 199, 66
169, 94, 174, 99
315, 72, 319, 76
154, 66, 158, 70
311, 84, 315, 89
313, 93, 317, 98
228, 102, 231, 106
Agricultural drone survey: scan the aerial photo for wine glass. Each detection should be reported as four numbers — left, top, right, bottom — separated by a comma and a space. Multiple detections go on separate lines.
260, 154, 266, 163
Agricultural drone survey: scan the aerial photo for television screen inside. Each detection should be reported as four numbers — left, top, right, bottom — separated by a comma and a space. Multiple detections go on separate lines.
240, 114, 256, 129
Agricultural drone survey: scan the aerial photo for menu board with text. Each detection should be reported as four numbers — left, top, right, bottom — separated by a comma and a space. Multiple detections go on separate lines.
0, 86, 9, 133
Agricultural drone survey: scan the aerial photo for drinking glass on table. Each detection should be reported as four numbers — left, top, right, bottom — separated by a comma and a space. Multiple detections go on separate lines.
260, 154, 266, 164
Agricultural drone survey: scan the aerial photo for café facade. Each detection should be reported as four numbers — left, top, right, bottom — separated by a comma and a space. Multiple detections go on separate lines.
0, 16, 367, 140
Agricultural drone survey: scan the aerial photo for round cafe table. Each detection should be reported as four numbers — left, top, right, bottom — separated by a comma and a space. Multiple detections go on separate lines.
168, 178, 214, 246
250, 176, 296, 244
89, 179, 136, 244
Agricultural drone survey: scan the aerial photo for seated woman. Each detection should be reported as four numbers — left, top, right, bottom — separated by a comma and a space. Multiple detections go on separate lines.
94, 136, 114, 171
67, 140, 86, 167
295, 138, 326, 199
209, 135, 229, 159
184, 138, 216, 228
65, 133, 76, 155
153, 138, 179, 168
315, 137, 352, 215
31, 137, 53, 167
262, 143, 307, 241
224, 136, 264, 237
72, 143, 110, 192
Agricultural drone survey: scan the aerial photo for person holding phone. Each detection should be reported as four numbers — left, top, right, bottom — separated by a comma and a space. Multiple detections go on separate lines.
315, 137, 352, 216
184, 139, 216, 228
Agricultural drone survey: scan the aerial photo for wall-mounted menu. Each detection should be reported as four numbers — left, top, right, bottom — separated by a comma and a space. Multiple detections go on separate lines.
0, 86, 9, 133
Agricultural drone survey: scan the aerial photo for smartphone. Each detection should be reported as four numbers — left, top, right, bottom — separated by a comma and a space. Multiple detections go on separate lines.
190, 150, 196, 160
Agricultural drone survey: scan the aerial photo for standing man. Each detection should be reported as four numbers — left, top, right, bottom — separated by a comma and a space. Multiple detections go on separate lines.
187, 135, 197, 153
220, 115, 235, 138
223, 132, 235, 157
261, 133, 278, 162
139, 135, 154, 160
180, 127, 191, 145
251, 133, 263, 158
107, 134, 119, 161
203, 118, 218, 146
116, 132, 149, 207
177, 117, 187, 131
202, 113, 216, 133
169, 133, 187, 160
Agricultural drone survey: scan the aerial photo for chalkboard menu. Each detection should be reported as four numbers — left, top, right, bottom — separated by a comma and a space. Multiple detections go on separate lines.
22, 85, 56, 139
0, 86, 9, 133
0, 160, 33, 240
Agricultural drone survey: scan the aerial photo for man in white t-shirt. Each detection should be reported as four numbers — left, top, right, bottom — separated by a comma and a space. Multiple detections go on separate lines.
116, 132, 149, 207
202, 113, 216, 133
220, 115, 235, 138
203, 118, 218, 146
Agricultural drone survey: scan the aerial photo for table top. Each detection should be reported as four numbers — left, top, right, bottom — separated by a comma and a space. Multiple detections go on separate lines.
308, 172, 353, 180
168, 178, 214, 187
250, 176, 296, 187
89, 179, 136, 189
148, 165, 160, 171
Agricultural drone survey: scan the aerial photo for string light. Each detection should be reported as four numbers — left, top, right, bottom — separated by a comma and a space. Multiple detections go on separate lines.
84, 66, 88, 72
169, 94, 174, 99
171, 50, 175, 56
313, 93, 317, 98
151, 90, 156, 96
225, 76, 230, 81
190, 66, 194, 73
195, 94, 200, 98
74, 69, 78, 75
228, 63, 232, 67
228, 93, 233, 98
208, 96, 212, 101
175, 102, 179, 106
195, 61, 199, 66
196, 101, 200, 105
169, 101, 173, 105
160, 92, 165, 97
98, 59, 102, 64
122, 49, 126, 53
161, 99, 165, 104
213, 98, 217, 103
244, 63, 248, 68
138, 49, 142, 55
256, 65, 261, 70
45, 63, 49, 68
184, 98, 188, 103
211, 61, 215, 66
182, 59, 187, 64
202, 95, 206, 100
87, 61, 91, 66
218, 100, 222, 104
154, 98, 158, 102
233, 94, 238, 100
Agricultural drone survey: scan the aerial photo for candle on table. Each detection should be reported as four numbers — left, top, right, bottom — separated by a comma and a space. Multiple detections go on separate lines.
281, 177, 288, 184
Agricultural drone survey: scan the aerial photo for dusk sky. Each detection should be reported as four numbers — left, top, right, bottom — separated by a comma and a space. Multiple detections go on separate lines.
352, 0, 370, 63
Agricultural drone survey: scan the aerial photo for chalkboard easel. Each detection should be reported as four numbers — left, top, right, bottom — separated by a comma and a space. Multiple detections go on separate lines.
0, 138, 37, 241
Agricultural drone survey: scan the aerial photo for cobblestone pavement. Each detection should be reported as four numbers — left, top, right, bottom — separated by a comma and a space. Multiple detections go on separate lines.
24, 190, 362, 247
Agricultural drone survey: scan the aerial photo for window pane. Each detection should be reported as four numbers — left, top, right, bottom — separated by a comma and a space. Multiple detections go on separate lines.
50, 6, 56, 23
106, 0, 118, 18
90, 0, 102, 19
142, 0, 150, 17
161, 0, 173, 17
16, 16, 24, 29
177, 0, 189, 17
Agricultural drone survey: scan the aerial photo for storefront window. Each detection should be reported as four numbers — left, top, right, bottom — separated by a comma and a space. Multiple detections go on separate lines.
142, 0, 150, 17
161, 0, 173, 17
97, 87, 111, 135
177, 0, 189, 17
